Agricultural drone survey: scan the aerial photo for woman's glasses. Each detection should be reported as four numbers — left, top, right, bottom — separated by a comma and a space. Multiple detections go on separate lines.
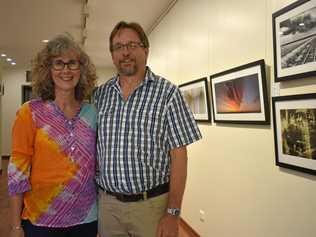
51, 59, 80, 71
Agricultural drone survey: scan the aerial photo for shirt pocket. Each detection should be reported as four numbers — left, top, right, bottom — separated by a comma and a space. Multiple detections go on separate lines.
98, 108, 115, 122
131, 109, 160, 135
97, 108, 117, 142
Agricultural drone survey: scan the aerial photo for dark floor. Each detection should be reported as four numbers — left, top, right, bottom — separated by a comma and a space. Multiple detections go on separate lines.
0, 159, 191, 237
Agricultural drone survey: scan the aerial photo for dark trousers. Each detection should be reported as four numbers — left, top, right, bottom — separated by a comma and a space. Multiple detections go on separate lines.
22, 219, 98, 237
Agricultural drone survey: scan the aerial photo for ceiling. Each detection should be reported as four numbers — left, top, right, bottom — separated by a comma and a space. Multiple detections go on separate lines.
0, 0, 176, 69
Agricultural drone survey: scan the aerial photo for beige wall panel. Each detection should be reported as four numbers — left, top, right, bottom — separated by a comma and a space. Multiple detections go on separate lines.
279, 77, 316, 95
175, 0, 209, 82
210, 0, 267, 74
148, 31, 168, 77
148, 7, 179, 80
159, 17, 180, 81
96, 66, 116, 85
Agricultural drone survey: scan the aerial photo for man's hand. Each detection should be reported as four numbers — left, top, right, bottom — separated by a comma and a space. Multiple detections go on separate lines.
156, 214, 179, 237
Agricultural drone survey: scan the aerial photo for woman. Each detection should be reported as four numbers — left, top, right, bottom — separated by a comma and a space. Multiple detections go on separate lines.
8, 34, 98, 237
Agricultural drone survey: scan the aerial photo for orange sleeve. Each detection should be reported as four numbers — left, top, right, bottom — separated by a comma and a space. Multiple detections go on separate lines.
8, 103, 36, 195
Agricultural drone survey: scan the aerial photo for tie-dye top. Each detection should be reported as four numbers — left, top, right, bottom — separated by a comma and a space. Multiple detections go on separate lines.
8, 99, 97, 227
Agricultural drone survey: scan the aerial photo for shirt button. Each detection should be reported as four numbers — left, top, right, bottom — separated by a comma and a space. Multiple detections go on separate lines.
71, 146, 75, 151
68, 121, 72, 125
70, 133, 74, 137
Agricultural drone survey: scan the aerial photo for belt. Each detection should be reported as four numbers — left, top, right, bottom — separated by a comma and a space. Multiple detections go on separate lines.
99, 182, 169, 202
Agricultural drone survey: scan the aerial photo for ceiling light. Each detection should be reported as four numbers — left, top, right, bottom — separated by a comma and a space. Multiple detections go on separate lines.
11, 62, 16, 65
42, 39, 49, 43
299, 23, 304, 26
6, 58, 12, 62
1, 53, 6, 57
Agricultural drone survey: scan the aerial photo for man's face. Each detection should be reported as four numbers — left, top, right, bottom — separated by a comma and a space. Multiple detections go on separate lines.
111, 28, 148, 77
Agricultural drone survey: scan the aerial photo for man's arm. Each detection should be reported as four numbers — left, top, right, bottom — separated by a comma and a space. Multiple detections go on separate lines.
168, 146, 188, 209
156, 145, 188, 237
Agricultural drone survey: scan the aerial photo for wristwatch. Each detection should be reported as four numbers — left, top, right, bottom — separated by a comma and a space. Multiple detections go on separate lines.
167, 208, 181, 217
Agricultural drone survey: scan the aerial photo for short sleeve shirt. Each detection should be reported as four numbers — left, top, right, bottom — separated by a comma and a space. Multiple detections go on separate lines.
94, 67, 202, 194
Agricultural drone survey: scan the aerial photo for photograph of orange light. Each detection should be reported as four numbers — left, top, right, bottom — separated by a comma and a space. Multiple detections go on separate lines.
214, 73, 261, 113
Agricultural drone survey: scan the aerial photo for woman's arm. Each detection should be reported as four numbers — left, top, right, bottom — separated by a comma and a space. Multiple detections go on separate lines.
9, 194, 24, 237
8, 103, 35, 237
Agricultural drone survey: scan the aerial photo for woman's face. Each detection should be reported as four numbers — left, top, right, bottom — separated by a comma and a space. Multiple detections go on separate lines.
51, 50, 81, 95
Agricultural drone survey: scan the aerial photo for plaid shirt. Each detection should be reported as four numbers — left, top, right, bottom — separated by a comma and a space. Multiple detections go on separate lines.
94, 67, 201, 194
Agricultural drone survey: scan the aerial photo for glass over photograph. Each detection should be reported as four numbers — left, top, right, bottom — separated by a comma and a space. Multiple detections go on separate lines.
281, 108, 316, 159
179, 77, 211, 122
182, 86, 206, 115
280, 6, 316, 69
214, 74, 261, 114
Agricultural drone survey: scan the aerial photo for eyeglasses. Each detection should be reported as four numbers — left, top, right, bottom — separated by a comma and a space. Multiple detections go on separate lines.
51, 59, 80, 71
111, 41, 144, 52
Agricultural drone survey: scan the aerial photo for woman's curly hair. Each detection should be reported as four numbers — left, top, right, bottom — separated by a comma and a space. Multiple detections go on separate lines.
31, 34, 97, 101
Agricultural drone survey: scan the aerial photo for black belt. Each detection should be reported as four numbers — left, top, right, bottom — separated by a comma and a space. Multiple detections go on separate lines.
99, 182, 169, 202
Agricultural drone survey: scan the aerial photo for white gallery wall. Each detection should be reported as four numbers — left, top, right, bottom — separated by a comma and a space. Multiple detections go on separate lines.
0, 67, 29, 156
148, 0, 316, 236
96, 66, 116, 85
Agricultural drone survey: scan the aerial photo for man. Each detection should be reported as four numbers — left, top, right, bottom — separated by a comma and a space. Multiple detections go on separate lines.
94, 21, 202, 237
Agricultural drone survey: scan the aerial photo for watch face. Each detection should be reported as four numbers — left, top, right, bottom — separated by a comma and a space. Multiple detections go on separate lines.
167, 208, 181, 216
174, 209, 180, 216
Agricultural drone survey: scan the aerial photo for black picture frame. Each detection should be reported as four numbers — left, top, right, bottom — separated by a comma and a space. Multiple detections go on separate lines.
272, 93, 316, 175
22, 85, 33, 104
210, 59, 270, 125
179, 77, 211, 122
272, 0, 316, 82
0, 82, 4, 96
26, 70, 31, 82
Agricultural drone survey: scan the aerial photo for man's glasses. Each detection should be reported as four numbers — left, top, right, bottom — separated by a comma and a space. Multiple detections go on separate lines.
111, 41, 144, 52
51, 59, 80, 71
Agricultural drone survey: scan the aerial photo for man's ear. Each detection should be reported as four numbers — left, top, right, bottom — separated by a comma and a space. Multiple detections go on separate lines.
144, 48, 149, 58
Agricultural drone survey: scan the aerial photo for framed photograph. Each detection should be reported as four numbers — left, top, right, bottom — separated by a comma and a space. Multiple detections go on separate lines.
0, 82, 4, 96
26, 70, 31, 82
179, 77, 211, 122
210, 59, 269, 124
22, 85, 33, 104
272, 93, 316, 175
272, 0, 316, 82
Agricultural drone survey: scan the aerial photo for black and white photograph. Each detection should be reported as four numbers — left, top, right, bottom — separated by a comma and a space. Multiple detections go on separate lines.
273, 93, 316, 175
210, 59, 270, 124
179, 77, 211, 122
273, 0, 316, 81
